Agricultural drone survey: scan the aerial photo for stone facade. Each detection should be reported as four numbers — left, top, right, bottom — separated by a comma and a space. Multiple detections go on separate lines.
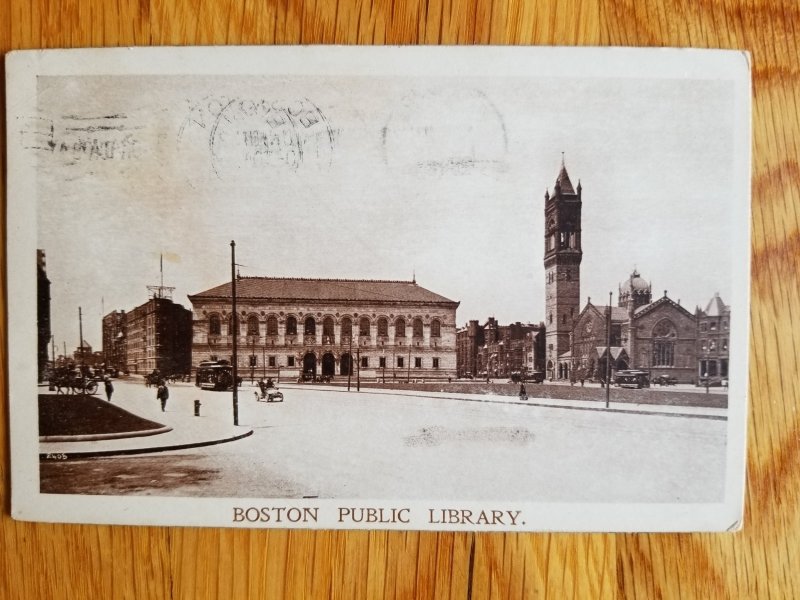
569, 272, 716, 384
543, 162, 583, 379
188, 278, 459, 382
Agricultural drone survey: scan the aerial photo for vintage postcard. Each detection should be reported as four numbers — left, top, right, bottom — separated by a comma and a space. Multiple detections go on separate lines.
6, 46, 750, 531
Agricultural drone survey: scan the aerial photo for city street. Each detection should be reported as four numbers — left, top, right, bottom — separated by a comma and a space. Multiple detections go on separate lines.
41, 378, 727, 503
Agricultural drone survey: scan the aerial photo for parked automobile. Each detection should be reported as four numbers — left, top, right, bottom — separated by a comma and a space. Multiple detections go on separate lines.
653, 374, 678, 386
509, 371, 545, 384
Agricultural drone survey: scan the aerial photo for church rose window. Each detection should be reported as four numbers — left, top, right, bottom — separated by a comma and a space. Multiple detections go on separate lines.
208, 314, 221, 335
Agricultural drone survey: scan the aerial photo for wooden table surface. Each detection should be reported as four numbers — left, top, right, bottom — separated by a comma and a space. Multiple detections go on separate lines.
1, 1, 797, 598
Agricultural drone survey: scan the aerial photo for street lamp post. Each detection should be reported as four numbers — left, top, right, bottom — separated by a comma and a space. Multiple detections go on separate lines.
406, 342, 411, 383
347, 333, 353, 391
230, 240, 239, 426
605, 291, 612, 409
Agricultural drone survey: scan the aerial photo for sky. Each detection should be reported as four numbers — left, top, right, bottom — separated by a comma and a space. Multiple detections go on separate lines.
35, 72, 738, 351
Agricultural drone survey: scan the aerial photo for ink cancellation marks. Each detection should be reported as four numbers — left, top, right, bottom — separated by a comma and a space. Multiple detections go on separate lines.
381, 88, 509, 175
178, 96, 337, 180
17, 114, 142, 166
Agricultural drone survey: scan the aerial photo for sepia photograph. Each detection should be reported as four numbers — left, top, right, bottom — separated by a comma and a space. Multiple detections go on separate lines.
7, 46, 750, 531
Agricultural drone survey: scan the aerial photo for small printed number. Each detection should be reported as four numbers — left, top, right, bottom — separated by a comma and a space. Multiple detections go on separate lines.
45, 453, 67, 460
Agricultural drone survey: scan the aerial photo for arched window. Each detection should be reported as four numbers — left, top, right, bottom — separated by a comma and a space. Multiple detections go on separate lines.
412, 318, 423, 338
652, 319, 677, 367
323, 317, 335, 342
304, 317, 316, 335
359, 317, 371, 337
208, 314, 221, 336
377, 317, 388, 336
228, 314, 239, 336
430, 319, 441, 337
395, 318, 406, 337
285, 316, 297, 336
340, 317, 352, 339
246, 315, 260, 337
266, 315, 278, 336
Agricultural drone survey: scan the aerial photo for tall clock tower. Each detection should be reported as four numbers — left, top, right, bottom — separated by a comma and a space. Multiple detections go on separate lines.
543, 158, 583, 379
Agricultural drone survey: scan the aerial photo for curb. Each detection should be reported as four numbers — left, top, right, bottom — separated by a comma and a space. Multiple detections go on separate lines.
40, 428, 254, 459
286, 385, 727, 421
40, 425, 173, 443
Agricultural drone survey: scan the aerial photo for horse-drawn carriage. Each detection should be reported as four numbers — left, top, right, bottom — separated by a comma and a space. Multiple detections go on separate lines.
50, 368, 99, 395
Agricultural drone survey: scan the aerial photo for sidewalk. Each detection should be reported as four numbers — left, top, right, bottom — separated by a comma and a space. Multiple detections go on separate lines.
39, 389, 253, 459
278, 382, 728, 420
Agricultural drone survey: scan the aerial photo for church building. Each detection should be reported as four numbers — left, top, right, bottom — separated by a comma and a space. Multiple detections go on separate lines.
542, 161, 726, 384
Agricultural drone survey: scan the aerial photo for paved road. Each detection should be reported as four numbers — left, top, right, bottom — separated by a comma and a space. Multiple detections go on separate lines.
41, 378, 727, 503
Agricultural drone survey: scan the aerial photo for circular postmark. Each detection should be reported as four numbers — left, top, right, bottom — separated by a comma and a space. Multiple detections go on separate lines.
179, 96, 336, 179
382, 88, 508, 175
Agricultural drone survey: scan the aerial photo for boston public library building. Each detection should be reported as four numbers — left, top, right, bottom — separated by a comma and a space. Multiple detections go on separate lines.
188, 277, 459, 382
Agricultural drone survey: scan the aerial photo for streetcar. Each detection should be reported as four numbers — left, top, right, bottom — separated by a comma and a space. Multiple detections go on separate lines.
195, 360, 241, 391
614, 369, 651, 389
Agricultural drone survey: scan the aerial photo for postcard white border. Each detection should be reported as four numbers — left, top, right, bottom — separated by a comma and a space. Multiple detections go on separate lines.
6, 46, 751, 532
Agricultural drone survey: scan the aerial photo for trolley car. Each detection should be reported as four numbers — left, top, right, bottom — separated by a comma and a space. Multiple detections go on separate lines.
195, 360, 239, 391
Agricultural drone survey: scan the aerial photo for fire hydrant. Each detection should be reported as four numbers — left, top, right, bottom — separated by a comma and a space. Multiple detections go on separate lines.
194, 399, 201, 416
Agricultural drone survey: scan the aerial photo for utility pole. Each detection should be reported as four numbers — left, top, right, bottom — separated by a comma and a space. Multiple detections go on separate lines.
231, 241, 239, 426
348, 334, 352, 391
78, 306, 85, 394
605, 291, 612, 408
407, 343, 411, 383
356, 347, 361, 392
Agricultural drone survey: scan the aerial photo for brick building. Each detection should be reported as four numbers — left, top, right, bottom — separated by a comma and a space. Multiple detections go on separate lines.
101, 310, 127, 373
188, 277, 459, 381
104, 297, 192, 375
542, 160, 731, 384
37, 250, 52, 382
457, 318, 545, 379
696, 293, 730, 383
571, 271, 700, 383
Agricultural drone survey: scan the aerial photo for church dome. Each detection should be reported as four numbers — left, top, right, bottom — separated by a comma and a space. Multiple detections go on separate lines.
620, 270, 650, 294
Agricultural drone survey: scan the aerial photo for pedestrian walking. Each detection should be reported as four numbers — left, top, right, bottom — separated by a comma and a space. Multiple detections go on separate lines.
519, 382, 527, 401
157, 380, 169, 411
104, 377, 114, 402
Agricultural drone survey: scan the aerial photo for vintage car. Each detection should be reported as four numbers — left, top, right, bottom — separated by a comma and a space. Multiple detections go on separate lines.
652, 374, 678, 386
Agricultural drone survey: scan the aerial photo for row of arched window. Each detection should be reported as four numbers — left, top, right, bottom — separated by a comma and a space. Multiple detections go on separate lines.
207, 314, 442, 339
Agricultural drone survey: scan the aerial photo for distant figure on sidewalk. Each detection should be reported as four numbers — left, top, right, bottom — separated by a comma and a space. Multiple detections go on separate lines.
519, 382, 527, 401
104, 377, 114, 402
157, 380, 169, 411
